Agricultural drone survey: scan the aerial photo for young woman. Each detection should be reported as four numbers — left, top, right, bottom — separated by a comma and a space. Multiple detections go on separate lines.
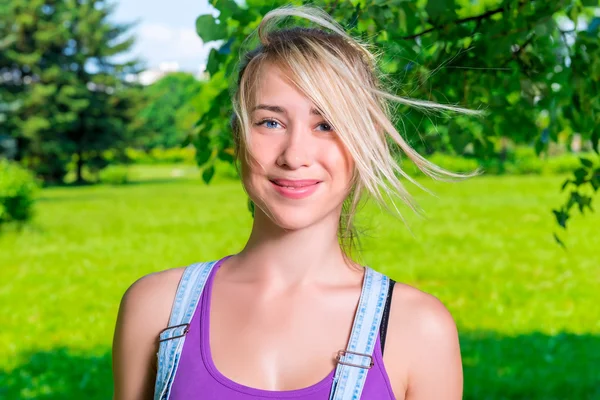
113, 5, 477, 400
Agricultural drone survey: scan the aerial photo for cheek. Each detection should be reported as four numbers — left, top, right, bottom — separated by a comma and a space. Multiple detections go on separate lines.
240, 154, 260, 194
247, 133, 281, 169
239, 143, 272, 197
325, 142, 354, 186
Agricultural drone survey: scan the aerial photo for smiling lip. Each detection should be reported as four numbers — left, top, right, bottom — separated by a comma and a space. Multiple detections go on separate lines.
269, 179, 322, 199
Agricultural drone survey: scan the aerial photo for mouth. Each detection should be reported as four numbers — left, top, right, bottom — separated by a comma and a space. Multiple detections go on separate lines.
269, 179, 322, 188
268, 179, 322, 199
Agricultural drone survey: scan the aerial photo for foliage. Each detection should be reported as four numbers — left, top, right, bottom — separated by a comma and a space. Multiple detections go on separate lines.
131, 73, 205, 149
0, 0, 142, 183
124, 146, 197, 165
0, 171, 599, 399
553, 153, 600, 246
0, 158, 39, 227
402, 152, 481, 176
98, 165, 129, 185
544, 153, 583, 174
402, 148, 593, 176
192, 0, 600, 240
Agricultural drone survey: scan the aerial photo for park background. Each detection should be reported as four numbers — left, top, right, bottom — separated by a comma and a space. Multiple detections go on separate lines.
1, 0, 599, 399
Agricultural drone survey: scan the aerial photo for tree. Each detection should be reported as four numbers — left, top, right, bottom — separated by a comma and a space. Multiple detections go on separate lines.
0, 0, 142, 183
192, 0, 599, 242
131, 72, 205, 150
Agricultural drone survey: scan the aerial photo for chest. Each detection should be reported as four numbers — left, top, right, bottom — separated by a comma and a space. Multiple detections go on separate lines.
207, 280, 359, 391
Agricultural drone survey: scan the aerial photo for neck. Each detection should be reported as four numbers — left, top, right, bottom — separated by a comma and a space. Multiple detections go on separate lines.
231, 207, 359, 287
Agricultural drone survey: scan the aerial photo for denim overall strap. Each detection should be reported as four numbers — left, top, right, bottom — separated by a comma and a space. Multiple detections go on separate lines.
153, 260, 218, 400
329, 267, 390, 400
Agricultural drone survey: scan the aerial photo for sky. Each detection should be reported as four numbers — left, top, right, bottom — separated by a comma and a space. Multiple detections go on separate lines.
110, 0, 219, 73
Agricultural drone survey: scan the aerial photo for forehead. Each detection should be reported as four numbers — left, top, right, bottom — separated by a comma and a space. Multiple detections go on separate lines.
253, 63, 313, 110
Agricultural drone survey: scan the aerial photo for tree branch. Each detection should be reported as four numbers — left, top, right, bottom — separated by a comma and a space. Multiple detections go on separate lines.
400, 0, 543, 40
327, 0, 341, 15
500, 33, 537, 73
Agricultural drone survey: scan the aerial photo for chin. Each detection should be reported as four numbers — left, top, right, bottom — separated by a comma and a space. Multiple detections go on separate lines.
245, 179, 345, 231
257, 202, 325, 231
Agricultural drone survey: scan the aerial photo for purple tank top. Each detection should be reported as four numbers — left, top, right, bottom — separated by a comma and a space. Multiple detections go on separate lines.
170, 259, 396, 399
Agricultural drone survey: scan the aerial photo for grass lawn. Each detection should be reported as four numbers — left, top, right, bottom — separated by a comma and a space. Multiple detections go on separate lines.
0, 164, 598, 399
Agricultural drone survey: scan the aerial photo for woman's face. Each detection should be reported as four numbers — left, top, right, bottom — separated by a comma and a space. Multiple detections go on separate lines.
241, 63, 354, 231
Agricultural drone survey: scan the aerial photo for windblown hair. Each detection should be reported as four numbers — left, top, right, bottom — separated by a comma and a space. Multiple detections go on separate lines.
230, 5, 482, 256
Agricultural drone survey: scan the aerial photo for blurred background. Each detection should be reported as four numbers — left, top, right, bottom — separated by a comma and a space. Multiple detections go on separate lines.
1, 0, 599, 399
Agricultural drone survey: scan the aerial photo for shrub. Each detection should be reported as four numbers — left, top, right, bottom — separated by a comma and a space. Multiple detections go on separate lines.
98, 165, 129, 185
400, 147, 591, 177
428, 153, 480, 174
543, 154, 583, 175
125, 146, 196, 165
401, 153, 480, 177
0, 159, 39, 226
506, 147, 544, 175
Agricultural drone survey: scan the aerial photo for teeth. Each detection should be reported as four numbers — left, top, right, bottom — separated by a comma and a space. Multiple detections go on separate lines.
272, 180, 317, 189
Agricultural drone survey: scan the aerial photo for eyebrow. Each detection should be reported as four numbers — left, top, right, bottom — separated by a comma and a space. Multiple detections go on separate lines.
252, 104, 322, 116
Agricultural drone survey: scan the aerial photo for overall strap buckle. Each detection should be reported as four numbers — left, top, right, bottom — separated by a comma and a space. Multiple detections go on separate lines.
158, 323, 190, 342
335, 350, 374, 369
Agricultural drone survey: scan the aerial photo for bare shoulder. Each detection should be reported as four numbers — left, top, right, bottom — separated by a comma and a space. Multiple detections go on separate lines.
112, 267, 186, 400
120, 267, 186, 319
115, 266, 187, 348
383, 282, 462, 400
390, 282, 458, 339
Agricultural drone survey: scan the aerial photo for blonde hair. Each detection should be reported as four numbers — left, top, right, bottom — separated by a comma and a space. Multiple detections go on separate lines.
230, 5, 482, 256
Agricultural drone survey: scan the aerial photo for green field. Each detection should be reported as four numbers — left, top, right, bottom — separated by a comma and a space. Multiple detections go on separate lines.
1, 165, 598, 399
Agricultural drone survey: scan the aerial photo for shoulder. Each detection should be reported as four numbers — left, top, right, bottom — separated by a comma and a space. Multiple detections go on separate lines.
382, 281, 462, 399
114, 266, 188, 352
112, 266, 187, 399
119, 266, 187, 319
389, 282, 458, 341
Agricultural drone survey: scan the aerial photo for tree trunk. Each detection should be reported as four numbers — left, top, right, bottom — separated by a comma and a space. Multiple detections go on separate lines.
76, 147, 84, 184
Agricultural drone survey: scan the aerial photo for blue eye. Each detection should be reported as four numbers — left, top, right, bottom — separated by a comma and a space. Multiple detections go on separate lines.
256, 119, 282, 129
254, 119, 333, 132
317, 123, 333, 132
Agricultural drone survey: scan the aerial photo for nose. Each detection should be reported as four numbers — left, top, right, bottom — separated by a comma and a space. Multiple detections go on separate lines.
276, 124, 313, 169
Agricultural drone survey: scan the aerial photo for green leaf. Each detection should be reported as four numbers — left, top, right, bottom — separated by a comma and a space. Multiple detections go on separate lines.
552, 208, 569, 229
202, 165, 215, 184
206, 48, 227, 76
580, 157, 594, 168
195, 135, 211, 166
573, 167, 588, 184
218, 147, 235, 163
425, 0, 456, 23
210, 0, 241, 20
591, 172, 599, 192
196, 14, 227, 42
181, 133, 192, 147
592, 130, 599, 155
553, 232, 566, 249
247, 197, 255, 217
577, 194, 593, 214
594, 168, 600, 182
